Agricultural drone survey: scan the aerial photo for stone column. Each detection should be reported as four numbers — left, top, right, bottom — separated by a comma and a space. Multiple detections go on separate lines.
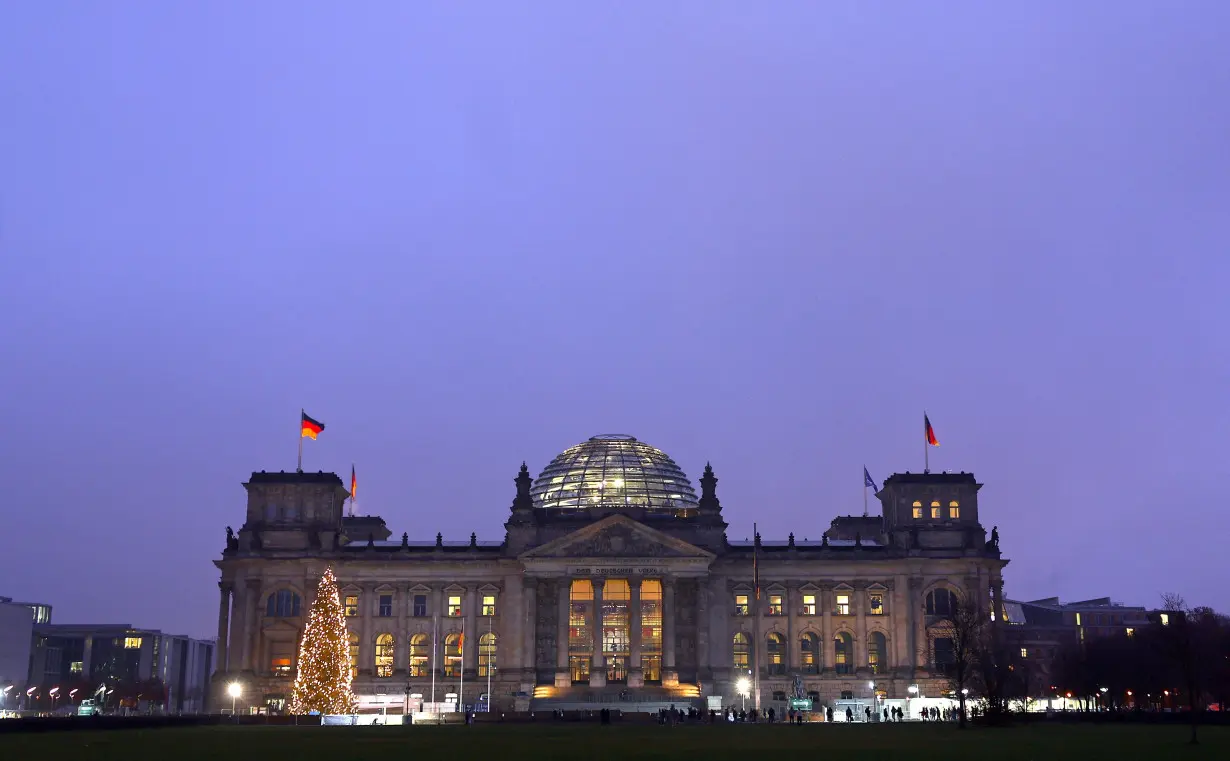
820, 585, 833, 672
992, 577, 1005, 625
854, 583, 867, 672
662, 577, 677, 686
395, 586, 410, 676
696, 577, 711, 684
910, 578, 926, 671
216, 582, 231, 673
589, 578, 606, 687
359, 582, 375, 676
892, 575, 910, 673
522, 578, 537, 689
431, 584, 442, 679
464, 583, 479, 674
628, 578, 644, 687
786, 582, 798, 670
707, 577, 729, 674
555, 579, 571, 687
241, 579, 260, 672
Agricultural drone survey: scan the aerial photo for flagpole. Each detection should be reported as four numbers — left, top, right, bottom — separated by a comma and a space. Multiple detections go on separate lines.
863, 480, 869, 517
486, 614, 493, 712
752, 522, 761, 714
923, 412, 929, 474
431, 616, 438, 712
459, 615, 465, 716
297, 410, 304, 473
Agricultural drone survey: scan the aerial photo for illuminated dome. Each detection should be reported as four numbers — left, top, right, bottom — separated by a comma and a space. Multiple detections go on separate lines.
531, 434, 699, 512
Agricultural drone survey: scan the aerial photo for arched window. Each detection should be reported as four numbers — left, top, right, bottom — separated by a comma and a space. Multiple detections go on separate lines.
348, 632, 360, 679
868, 631, 887, 674
478, 632, 497, 677
732, 632, 750, 671
444, 633, 462, 677
930, 500, 941, 519
911, 500, 923, 519
834, 632, 853, 675
374, 633, 394, 677
949, 500, 960, 519
409, 634, 429, 677
766, 633, 786, 676
266, 590, 301, 617
799, 632, 820, 674
926, 588, 960, 617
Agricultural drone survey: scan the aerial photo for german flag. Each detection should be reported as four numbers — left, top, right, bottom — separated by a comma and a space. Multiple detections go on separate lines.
301, 411, 325, 440
924, 414, 939, 447
350, 465, 357, 499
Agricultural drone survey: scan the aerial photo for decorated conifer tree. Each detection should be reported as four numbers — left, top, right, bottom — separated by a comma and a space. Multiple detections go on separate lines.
289, 566, 357, 715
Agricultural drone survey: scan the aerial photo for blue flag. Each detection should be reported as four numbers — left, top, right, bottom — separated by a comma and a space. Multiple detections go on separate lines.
863, 466, 877, 490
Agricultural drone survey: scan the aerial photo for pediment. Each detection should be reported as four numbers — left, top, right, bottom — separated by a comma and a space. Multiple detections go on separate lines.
521, 515, 715, 561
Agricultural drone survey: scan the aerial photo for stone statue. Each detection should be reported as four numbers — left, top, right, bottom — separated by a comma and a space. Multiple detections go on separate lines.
470, 532, 477, 548
225, 526, 235, 550
791, 674, 806, 700
402, 532, 409, 547
855, 532, 862, 547
788, 532, 795, 548
367, 533, 374, 547
436, 532, 443, 548
987, 526, 1000, 552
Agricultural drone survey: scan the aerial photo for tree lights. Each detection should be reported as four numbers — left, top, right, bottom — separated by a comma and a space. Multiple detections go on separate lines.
288, 566, 357, 715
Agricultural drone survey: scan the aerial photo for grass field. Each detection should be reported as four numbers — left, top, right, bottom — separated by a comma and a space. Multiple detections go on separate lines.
2, 722, 1227, 760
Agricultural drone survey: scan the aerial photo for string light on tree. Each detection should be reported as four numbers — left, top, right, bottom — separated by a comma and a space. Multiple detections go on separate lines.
288, 566, 356, 715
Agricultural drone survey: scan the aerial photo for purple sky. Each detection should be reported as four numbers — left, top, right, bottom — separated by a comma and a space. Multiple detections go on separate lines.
3, 2, 1228, 639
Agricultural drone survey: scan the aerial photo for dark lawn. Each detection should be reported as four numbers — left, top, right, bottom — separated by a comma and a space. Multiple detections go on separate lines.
2, 722, 1227, 760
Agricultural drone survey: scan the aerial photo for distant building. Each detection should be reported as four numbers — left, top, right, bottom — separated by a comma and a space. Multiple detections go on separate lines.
29, 624, 213, 713
0, 598, 36, 702
214, 433, 1008, 714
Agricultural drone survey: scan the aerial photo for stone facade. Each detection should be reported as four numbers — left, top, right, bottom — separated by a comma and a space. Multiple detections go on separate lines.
212, 440, 1007, 714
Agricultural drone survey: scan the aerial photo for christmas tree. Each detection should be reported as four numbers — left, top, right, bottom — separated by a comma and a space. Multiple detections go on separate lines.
289, 566, 357, 715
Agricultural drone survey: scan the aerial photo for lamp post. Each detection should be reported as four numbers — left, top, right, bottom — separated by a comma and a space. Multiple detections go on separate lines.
868, 681, 876, 722
907, 684, 918, 720
736, 677, 750, 711
49, 687, 60, 711
227, 682, 242, 718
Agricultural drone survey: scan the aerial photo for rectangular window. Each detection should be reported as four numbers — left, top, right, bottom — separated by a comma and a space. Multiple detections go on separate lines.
1126, 627, 1135, 639
835, 595, 851, 616
70, 661, 83, 674
1159, 613, 1170, 626
271, 657, 292, 676
447, 595, 462, 617
344, 595, 359, 617
413, 594, 428, 617
734, 595, 749, 616
802, 595, 816, 616
124, 637, 142, 649
768, 594, 783, 616
378, 594, 393, 617
868, 593, 884, 615
481, 595, 497, 617
1020, 647, 1028, 658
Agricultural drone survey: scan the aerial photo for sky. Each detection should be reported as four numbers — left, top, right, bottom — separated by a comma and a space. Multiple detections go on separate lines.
2, 2, 1228, 639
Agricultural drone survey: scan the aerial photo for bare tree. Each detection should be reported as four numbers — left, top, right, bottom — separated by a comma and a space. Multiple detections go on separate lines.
972, 621, 1026, 721
1152, 594, 1214, 745
924, 590, 989, 728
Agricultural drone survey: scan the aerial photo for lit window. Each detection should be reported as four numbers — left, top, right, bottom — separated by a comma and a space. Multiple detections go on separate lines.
949, 501, 960, 519
802, 595, 816, 616
1020, 647, 1028, 658
1159, 613, 1170, 626
930, 501, 941, 519
271, 657, 292, 676
348, 633, 359, 679
912, 501, 922, 519
835, 594, 851, 616
70, 661, 83, 674
868, 632, 886, 674
375, 633, 394, 677
768, 594, 784, 616
732, 632, 750, 670
868, 593, 884, 615
444, 634, 462, 677
477, 632, 497, 677
412, 594, 428, 617
409, 634, 429, 676
124, 637, 142, 649
344, 595, 359, 617
735, 595, 749, 616
448, 596, 462, 617
1075, 613, 1082, 626
1126, 627, 1135, 639
378, 594, 393, 617
482, 595, 497, 617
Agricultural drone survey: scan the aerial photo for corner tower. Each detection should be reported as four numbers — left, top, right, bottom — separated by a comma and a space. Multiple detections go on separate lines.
877, 471, 990, 553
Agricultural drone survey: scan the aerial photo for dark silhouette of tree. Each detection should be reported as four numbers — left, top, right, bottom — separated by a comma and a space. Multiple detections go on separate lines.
924, 590, 988, 728
1150, 594, 1221, 745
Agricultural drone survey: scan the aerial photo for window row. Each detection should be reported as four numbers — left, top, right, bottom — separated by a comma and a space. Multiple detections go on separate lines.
333, 632, 499, 679
732, 631, 890, 675
911, 500, 961, 520
734, 591, 885, 617
263, 589, 497, 619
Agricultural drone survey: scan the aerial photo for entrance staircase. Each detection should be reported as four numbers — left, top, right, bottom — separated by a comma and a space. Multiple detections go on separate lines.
532, 683, 702, 713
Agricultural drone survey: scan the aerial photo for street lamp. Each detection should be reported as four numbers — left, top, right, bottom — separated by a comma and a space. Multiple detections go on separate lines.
736, 677, 750, 711
49, 687, 60, 711
1, 685, 12, 710
907, 684, 919, 720
227, 682, 242, 717
868, 681, 876, 721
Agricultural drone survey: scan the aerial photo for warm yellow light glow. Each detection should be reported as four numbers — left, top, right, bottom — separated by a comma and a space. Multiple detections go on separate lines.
288, 566, 357, 715
912, 501, 923, 519
736, 677, 750, 696
123, 637, 142, 649
227, 682, 242, 698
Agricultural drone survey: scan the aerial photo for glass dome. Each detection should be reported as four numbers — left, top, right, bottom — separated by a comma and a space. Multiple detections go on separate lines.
531, 434, 699, 513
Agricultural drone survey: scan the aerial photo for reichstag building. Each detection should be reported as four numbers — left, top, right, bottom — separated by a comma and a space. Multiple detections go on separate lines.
213, 434, 1007, 714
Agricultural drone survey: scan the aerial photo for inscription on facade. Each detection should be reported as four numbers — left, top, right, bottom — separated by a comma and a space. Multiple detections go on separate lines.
568, 566, 665, 577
